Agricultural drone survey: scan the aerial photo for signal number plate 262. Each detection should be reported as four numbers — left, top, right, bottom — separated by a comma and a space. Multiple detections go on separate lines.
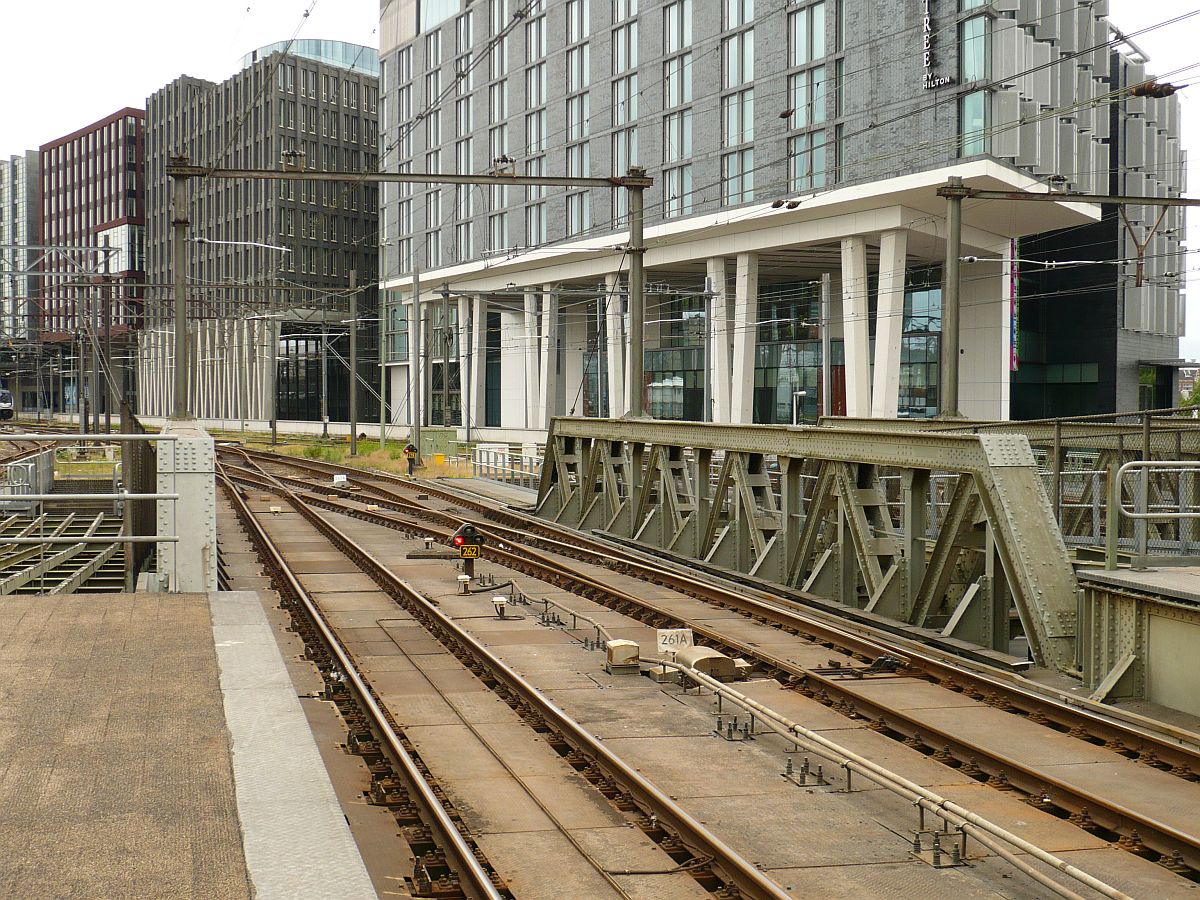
459, 544, 481, 559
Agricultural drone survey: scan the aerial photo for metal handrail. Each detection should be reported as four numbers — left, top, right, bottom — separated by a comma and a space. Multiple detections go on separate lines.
1106, 460, 1200, 569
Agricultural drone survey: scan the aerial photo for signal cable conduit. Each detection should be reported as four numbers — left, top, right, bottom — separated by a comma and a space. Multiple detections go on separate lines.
643, 657, 1129, 900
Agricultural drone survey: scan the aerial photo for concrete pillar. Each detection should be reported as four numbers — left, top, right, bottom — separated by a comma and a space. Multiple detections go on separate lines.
157, 420, 216, 592
468, 295, 487, 432
456, 294, 471, 429
605, 273, 626, 417
871, 229, 908, 418
706, 257, 731, 423
841, 236, 872, 417
730, 252, 759, 424
523, 289, 540, 429
537, 287, 559, 430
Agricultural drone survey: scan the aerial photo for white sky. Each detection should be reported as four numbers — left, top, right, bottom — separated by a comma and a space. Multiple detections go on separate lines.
1, 0, 1196, 358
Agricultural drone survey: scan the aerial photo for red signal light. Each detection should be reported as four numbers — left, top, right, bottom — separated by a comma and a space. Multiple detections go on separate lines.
453, 535, 465, 546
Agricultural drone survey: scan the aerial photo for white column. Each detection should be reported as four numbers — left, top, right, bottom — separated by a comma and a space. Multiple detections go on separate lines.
407, 292, 420, 428
468, 295, 487, 432
537, 287, 559, 429
706, 257, 731, 423
841, 236, 872, 417
604, 273, 626, 417
730, 252, 759, 424
456, 294, 471, 431
871, 229, 908, 418
523, 288, 540, 429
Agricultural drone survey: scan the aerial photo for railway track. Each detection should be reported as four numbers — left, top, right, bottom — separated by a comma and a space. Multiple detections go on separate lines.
220, 456, 791, 900
219, 445, 1200, 884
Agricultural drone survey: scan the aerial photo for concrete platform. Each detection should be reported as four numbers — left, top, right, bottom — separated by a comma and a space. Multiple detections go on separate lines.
0, 592, 375, 900
1080, 565, 1200, 605
438, 476, 538, 508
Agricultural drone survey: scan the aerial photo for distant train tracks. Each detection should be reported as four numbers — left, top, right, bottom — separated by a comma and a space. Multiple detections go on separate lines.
220, 454, 791, 900
219, 445, 1200, 881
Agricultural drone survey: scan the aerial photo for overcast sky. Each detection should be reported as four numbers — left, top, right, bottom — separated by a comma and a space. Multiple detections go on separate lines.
1, 0, 1196, 358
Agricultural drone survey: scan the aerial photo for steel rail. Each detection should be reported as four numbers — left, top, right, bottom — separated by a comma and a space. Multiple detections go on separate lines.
217, 468, 505, 900
226, 459, 792, 900
227, 448, 1200, 767
220, 456, 1200, 875
647, 657, 1121, 900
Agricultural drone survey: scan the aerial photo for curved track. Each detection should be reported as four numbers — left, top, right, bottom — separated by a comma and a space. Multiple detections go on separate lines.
219, 446, 1200, 881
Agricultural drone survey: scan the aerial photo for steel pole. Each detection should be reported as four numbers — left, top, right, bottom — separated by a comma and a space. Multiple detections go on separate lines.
440, 283, 450, 429
820, 273, 832, 417
349, 269, 358, 456
171, 170, 189, 419
91, 242, 104, 434
627, 166, 647, 418
412, 261, 422, 463
103, 267, 112, 433
320, 318, 329, 439
938, 176, 969, 418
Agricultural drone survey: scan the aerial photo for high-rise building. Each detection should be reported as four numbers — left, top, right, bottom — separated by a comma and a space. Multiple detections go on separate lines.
0, 151, 40, 342
38, 109, 146, 417
141, 39, 381, 424
377, 0, 1186, 439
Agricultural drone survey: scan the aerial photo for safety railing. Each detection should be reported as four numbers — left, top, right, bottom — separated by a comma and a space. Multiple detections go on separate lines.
472, 445, 542, 491
1106, 460, 1200, 569
0, 435, 181, 545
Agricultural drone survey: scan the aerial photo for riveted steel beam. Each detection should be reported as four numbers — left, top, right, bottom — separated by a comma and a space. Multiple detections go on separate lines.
538, 418, 1081, 672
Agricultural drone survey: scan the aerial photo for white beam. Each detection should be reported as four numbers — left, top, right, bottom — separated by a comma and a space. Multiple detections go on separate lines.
730, 252, 759, 424
605, 273, 626, 417
706, 257, 731, 423
872, 229, 908, 418
537, 288, 559, 429
468, 294, 487, 431
841, 236, 872, 417
523, 288, 540, 429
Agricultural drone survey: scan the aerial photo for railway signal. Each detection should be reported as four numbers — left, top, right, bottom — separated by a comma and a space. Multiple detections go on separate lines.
452, 522, 485, 577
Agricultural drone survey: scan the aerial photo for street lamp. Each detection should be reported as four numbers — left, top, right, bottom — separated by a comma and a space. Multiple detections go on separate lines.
791, 389, 808, 426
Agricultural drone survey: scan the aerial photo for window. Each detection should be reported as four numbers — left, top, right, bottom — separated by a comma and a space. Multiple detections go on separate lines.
567, 93, 590, 140
959, 90, 989, 156
613, 0, 637, 21
456, 96, 473, 135
525, 63, 547, 106
526, 14, 547, 61
788, 130, 826, 190
489, 211, 508, 250
722, 89, 754, 146
525, 203, 546, 244
788, 66, 826, 128
959, 16, 988, 83
664, 53, 692, 107
489, 81, 507, 121
664, 165, 693, 217
456, 10, 474, 53
725, 0, 753, 28
613, 22, 638, 73
425, 31, 442, 67
789, 2, 826, 66
526, 109, 547, 153
663, 109, 692, 161
568, 0, 590, 42
721, 148, 754, 205
665, 0, 692, 52
722, 30, 753, 89
567, 45, 590, 92
613, 74, 638, 125
567, 191, 591, 235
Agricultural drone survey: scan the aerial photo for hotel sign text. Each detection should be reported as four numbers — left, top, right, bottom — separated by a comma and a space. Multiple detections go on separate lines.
922, 0, 954, 89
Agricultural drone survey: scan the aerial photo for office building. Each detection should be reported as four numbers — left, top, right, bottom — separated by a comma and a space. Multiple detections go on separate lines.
38, 109, 146, 416
377, 0, 1185, 440
141, 39, 381, 424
